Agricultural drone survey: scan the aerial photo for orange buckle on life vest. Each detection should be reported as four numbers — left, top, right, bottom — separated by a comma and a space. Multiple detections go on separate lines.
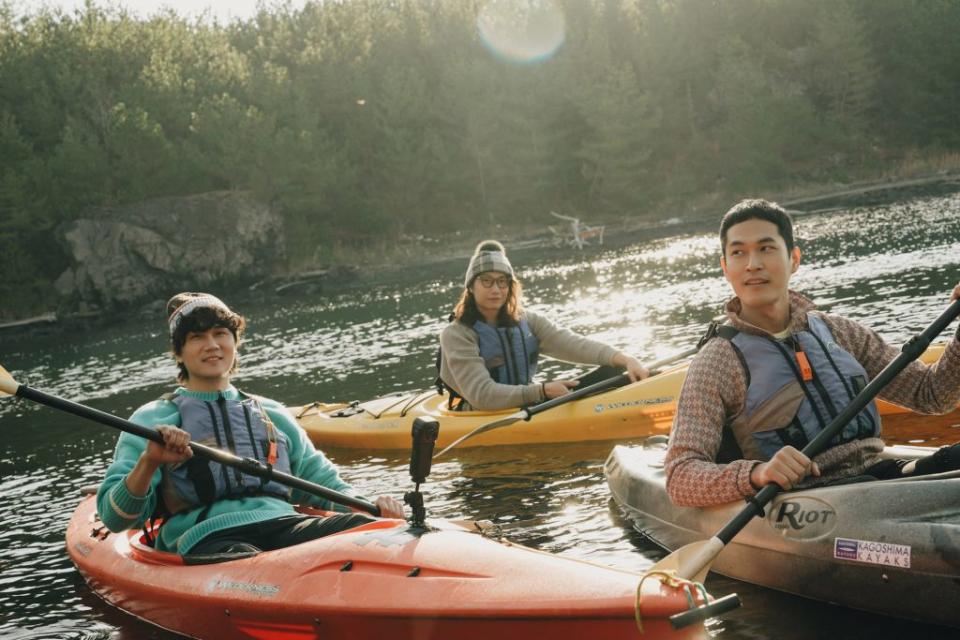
795, 350, 813, 382
268, 441, 278, 465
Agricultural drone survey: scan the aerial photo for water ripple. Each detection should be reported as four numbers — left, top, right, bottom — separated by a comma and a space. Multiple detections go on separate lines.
2, 190, 960, 638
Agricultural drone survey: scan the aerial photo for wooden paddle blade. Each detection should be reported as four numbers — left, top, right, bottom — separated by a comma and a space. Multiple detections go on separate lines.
432, 411, 526, 458
0, 364, 19, 397
648, 537, 724, 583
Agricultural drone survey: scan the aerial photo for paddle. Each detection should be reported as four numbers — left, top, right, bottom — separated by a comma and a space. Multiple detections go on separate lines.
0, 366, 381, 516
651, 297, 960, 583
434, 345, 700, 458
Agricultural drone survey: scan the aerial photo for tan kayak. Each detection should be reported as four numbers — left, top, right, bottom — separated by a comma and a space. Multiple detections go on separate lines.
606, 438, 960, 627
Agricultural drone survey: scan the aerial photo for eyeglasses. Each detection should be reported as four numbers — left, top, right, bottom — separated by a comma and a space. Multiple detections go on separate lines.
477, 276, 511, 289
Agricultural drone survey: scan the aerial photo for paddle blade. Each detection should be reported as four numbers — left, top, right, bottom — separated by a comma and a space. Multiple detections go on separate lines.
648, 537, 724, 583
0, 364, 19, 397
433, 411, 525, 458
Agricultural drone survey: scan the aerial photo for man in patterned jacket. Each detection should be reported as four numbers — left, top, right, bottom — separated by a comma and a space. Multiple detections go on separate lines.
665, 199, 960, 507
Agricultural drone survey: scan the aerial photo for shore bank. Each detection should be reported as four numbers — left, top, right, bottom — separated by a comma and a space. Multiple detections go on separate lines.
328, 168, 960, 281
4, 168, 960, 334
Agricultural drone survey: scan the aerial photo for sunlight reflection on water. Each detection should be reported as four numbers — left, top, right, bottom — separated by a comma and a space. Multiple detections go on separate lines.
2, 189, 960, 638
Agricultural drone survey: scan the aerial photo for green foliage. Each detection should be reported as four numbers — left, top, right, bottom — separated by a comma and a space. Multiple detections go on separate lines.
853, 0, 960, 148
0, 0, 958, 316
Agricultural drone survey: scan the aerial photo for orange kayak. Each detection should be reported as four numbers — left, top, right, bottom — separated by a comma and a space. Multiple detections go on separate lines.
66, 495, 720, 639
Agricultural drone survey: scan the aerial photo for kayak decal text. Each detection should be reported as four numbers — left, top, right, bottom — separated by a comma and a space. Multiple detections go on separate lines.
834, 538, 911, 569
596, 396, 673, 413
207, 578, 280, 597
767, 495, 837, 539
773, 501, 834, 530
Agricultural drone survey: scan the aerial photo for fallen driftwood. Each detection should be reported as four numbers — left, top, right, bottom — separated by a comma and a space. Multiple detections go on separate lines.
548, 211, 605, 249
248, 269, 329, 293
250, 265, 359, 295
0, 312, 58, 331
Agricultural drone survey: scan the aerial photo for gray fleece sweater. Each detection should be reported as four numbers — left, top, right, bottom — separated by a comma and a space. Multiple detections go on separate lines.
438, 309, 620, 410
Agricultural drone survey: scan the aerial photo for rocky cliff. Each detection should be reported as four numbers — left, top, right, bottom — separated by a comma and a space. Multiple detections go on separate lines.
55, 191, 285, 311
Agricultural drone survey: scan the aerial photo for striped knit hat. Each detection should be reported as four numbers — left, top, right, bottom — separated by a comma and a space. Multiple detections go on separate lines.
166, 293, 233, 335
464, 240, 514, 288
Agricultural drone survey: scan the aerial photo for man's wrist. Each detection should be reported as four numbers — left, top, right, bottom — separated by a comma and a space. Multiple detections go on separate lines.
748, 462, 764, 490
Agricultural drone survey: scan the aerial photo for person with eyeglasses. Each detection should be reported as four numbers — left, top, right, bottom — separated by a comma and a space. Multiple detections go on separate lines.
436, 240, 650, 411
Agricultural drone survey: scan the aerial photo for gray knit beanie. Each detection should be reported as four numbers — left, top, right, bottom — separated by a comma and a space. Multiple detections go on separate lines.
464, 240, 514, 287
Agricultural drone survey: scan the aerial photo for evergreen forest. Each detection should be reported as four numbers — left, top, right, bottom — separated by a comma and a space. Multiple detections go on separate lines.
2, 0, 959, 313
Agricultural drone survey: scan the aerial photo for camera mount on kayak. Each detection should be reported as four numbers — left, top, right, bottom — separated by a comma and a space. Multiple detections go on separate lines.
405, 417, 439, 528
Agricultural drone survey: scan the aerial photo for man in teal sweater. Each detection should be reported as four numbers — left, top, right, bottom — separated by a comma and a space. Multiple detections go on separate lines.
96, 292, 404, 555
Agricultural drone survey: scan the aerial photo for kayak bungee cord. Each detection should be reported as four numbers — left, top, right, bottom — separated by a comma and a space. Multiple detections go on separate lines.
399, 389, 437, 417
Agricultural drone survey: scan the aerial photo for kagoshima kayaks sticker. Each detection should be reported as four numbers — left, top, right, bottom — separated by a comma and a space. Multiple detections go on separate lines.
833, 537, 911, 569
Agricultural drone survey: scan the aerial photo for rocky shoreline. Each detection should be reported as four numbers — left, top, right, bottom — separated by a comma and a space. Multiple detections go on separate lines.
4, 170, 959, 336
361, 169, 960, 276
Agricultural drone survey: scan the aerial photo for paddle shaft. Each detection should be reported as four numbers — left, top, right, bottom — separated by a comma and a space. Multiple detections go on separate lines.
524, 346, 700, 419
715, 297, 960, 545
13, 384, 381, 516
433, 344, 703, 457
525, 373, 627, 419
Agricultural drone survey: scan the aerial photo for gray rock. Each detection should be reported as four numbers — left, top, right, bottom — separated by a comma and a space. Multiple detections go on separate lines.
55, 191, 285, 309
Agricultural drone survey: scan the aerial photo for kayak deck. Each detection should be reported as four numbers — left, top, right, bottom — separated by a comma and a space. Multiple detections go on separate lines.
67, 495, 713, 639
295, 364, 683, 449
293, 343, 956, 450
605, 439, 960, 628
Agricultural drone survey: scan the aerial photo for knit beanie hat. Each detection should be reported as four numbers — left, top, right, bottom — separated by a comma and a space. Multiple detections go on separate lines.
166, 292, 233, 335
464, 240, 514, 288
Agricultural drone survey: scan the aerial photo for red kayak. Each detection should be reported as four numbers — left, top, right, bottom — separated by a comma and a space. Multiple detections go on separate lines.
66, 494, 723, 639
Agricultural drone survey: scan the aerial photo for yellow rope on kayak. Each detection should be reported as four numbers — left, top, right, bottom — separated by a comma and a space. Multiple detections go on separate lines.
634, 569, 708, 634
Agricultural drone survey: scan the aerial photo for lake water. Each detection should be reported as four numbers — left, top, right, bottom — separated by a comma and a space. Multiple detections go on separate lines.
3, 188, 960, 638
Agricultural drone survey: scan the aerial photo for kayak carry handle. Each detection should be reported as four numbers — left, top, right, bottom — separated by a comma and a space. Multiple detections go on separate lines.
668, 593, 742, 629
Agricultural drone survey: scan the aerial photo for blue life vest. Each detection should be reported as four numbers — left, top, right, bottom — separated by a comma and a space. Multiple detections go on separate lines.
718, 314, 881, 461
159, 391, 293, 513
473, 318, 540, 385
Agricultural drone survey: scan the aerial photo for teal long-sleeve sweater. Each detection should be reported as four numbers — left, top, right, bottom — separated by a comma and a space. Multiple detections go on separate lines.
95, 386, 357, 554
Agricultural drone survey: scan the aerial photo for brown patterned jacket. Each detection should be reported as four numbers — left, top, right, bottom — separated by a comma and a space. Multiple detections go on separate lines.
665, 291, 960, 507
